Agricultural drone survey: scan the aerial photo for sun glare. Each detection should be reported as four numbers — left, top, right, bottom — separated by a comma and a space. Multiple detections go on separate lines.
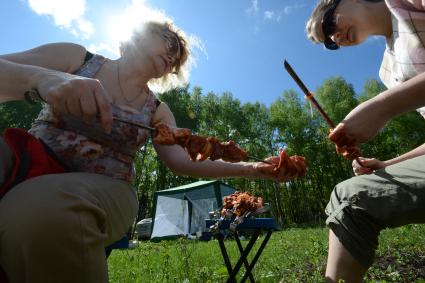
105, 0, 171, 46
106, 14, 134, 44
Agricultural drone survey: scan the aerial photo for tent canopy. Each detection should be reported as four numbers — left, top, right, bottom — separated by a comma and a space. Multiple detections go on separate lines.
150, 180, 236, 240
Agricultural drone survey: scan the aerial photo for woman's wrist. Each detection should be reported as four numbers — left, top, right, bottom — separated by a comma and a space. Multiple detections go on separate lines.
240, 162, 257, 178
245, 162, 274, 180
382, 158, 398, 167
27, 67, 52, 100
0, 59, 46, 102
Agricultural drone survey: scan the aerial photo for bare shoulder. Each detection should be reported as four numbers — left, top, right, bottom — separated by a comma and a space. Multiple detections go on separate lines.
0, 42, 87, 73
152, 101, 177, 126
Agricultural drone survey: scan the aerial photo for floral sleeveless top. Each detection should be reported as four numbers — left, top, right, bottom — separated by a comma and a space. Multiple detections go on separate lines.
29, 54, 159, 182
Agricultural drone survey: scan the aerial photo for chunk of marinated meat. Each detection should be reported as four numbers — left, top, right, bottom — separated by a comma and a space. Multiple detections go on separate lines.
221, 141, 247, 163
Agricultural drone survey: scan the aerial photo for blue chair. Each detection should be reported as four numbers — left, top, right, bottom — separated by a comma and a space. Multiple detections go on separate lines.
105, 235, 130, 258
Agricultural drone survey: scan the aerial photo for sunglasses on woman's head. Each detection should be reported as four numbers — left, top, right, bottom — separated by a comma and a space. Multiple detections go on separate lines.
322, 0, 341, 50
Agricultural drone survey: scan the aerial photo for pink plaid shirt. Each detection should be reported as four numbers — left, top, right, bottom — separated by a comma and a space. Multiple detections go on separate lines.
380, 0, 425, 117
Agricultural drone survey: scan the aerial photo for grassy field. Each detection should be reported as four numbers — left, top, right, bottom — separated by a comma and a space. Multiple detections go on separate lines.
108, 224, 425, 283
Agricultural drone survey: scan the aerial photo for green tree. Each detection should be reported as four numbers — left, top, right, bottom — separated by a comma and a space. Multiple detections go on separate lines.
0, 101, 41, 132
315, 76, 358, 125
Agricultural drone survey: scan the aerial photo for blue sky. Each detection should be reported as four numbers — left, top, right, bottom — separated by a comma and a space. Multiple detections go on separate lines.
1, 0, 386, 106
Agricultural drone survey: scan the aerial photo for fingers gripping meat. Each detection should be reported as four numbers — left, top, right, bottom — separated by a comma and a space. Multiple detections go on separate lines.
329, 128, 362, 160
272, 149, 307, 178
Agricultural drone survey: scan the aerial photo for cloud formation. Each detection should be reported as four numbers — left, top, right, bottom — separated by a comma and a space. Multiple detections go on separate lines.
283, 4, 305, 16
245, 0, 259, 16
244, 2, 305, 23
263, 4, 306, 22
27, 0, 94, 39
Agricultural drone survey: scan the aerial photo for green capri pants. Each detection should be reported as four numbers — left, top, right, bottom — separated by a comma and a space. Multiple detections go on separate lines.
326, 154, 425, 268
0, 138, 138, 283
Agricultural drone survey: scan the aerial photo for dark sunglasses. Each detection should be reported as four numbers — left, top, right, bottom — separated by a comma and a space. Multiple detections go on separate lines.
321, 0, 341, 50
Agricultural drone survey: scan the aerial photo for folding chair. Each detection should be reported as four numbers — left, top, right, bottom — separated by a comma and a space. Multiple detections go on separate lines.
105, 235, 130, 258
205, 218, 278, 283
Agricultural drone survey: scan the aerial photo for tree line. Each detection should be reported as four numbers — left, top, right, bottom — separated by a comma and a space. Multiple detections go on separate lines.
2, 77, 425, 225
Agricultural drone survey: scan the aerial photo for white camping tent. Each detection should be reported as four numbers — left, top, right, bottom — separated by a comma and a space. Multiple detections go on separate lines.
150, 180, 236, 240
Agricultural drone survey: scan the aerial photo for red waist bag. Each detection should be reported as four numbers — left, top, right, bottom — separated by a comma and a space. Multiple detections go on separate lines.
1, 128, 67, 198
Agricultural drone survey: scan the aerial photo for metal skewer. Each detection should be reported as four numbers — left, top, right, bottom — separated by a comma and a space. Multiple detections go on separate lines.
113, 117, 156, 133
247, 155, 274, 165
114, 117, 274, 165
283, 60, 364, 167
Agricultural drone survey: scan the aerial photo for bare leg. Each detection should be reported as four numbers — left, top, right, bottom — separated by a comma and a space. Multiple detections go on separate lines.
325, 229, 367, 283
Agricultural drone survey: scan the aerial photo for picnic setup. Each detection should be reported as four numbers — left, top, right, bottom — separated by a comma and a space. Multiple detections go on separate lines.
108, 181, 280, 283
206, 191, 278, 283
4, 0, 425, 281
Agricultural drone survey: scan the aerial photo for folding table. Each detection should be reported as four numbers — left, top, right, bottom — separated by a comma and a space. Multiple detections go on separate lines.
205, 218, 277, 283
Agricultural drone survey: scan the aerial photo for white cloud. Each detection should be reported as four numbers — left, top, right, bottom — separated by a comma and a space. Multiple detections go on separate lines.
245, 0, 259, 16
263, 10, 284, 22
283, 4, 305, 15
264, 11, 275, 20
27, 0, 94, 39
263, 4, 306, 23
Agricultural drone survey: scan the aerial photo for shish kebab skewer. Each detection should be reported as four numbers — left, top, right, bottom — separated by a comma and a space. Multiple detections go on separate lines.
113, 117, 273, 165
283, 60, 364, 165
113, 118, 307, 178
152, 122, 307, 177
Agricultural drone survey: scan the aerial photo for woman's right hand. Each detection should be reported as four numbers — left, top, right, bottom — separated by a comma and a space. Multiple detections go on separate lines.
329, 97, 390, 147
37, 71, 113, 133
352, 157, 386, 176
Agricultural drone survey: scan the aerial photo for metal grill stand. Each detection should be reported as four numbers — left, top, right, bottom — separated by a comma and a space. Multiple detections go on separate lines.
205, 218, 277, 283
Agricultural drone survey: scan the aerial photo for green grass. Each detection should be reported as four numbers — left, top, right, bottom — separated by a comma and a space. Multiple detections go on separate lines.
108, 224, 425, 282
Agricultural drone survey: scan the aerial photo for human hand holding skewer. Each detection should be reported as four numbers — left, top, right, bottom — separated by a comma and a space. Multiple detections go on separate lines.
283, 60, 364, 165
112, 117, 308, 180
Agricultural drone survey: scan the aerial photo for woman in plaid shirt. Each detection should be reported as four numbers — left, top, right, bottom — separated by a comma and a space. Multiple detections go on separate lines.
307, 0, 425, 282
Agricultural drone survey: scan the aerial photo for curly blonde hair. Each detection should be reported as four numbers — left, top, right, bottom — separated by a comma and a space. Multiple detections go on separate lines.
120, 21, 191, 92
